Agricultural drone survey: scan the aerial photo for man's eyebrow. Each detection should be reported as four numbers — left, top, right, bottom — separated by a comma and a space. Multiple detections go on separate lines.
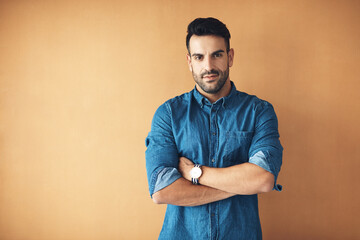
191, 50, 225, 57
212, 50, 225, 54
191, 53, 203, 57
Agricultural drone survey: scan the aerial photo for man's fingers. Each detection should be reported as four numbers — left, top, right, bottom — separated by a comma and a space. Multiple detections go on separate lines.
180, 157, 193, 165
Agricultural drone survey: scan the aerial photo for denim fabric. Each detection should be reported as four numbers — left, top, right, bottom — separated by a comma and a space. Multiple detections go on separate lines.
145, 82, 283, 240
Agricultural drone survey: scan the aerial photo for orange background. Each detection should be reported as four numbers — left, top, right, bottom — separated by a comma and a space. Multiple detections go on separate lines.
0, 0, 359, 239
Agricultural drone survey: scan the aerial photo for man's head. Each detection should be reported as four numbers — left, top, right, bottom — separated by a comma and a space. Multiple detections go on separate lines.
186, 17, 234, 99
186, 17, 231, 54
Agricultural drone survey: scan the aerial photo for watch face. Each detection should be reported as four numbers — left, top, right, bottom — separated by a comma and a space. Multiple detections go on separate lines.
190, 167, 202, 178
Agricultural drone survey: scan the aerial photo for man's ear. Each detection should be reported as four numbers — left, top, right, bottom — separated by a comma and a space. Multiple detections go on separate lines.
228, 48, 234, 67
186, 54, 193, 72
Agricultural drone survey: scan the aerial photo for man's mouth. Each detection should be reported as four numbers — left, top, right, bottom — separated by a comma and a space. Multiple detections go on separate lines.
201, 70, 219, 80
202, 73, 219, 80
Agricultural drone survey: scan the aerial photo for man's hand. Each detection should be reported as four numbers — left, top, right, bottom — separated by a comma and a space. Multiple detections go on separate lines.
178, 157, 194, 181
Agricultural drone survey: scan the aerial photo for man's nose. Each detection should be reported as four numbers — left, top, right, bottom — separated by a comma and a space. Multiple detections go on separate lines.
203, 56, 214, 71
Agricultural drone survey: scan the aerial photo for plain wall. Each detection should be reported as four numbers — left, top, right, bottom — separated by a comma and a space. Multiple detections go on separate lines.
0, 0, 359, 239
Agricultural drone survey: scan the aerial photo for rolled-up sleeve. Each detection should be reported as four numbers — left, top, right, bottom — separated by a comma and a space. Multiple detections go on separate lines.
248, 101, 283, 191
145, 103, 182, 197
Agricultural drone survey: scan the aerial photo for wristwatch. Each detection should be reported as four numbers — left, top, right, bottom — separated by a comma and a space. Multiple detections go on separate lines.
190, 164, 202, 185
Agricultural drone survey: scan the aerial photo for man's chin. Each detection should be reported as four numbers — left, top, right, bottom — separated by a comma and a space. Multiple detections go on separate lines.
202, 86, 221, 94
195, 78, 225, 94
202, 79, 218, 87
200, 79, 228, 94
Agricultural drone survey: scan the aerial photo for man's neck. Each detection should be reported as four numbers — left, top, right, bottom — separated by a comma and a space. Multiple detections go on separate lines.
197, 80, 232, 103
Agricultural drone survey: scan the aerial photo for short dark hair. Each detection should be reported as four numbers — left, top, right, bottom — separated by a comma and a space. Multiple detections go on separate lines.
186, 17, 231, 53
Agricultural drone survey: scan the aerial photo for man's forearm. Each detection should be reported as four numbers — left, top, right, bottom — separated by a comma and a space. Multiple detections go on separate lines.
199, 163, 274, 195
152, 177, 236, 207
179, 157, 274, 195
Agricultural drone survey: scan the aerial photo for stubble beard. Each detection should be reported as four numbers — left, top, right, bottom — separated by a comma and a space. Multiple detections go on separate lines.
192, 66, 230, 94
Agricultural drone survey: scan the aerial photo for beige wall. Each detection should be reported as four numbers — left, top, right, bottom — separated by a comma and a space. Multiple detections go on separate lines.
0, 0, 359, 239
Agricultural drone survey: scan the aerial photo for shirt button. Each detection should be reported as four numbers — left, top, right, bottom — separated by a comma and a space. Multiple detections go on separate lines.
212, 132, 216, 135
211, 213, 215, 217
212, 159, 215, 163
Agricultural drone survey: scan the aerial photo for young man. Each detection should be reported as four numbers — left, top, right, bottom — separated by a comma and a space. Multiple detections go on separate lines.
146, 17, 283, 240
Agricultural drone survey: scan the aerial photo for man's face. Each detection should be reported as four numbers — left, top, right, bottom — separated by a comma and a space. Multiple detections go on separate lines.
187, 35, 234, 95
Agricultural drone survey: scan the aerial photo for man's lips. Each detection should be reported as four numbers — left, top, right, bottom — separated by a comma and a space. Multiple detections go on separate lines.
202, 74, 219, 80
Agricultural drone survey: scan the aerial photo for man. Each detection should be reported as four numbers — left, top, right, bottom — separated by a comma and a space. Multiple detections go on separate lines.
145, 17, 283, 240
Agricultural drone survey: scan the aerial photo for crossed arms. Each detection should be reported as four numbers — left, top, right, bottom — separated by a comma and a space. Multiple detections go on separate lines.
152, 157, 274, 206
146, 101, 282, 207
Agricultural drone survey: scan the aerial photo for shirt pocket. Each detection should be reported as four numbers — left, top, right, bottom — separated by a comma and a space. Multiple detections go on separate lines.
223, 131, 253, 165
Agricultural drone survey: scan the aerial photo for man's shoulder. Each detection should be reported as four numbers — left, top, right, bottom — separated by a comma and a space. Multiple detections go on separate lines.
231, 89, 272, 109
163, 90, 193, 107
153, 90, 193, 117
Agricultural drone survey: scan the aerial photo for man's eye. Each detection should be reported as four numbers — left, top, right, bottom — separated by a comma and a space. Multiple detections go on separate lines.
194, 56, 203, 60
214, 53, 222, 58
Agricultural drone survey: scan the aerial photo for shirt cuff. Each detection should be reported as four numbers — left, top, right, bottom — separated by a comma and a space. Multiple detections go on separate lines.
152, 167, 182, 196
249, 151, 282, 191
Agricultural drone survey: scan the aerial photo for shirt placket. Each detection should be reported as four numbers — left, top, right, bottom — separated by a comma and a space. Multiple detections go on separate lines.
209, 102, 220, 240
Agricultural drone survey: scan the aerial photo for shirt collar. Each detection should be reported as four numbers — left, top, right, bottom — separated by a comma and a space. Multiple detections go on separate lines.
193, 81, 237, 108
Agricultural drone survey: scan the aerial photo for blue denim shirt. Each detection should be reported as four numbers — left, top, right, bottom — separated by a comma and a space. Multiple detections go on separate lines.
145, 82, 283, 240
